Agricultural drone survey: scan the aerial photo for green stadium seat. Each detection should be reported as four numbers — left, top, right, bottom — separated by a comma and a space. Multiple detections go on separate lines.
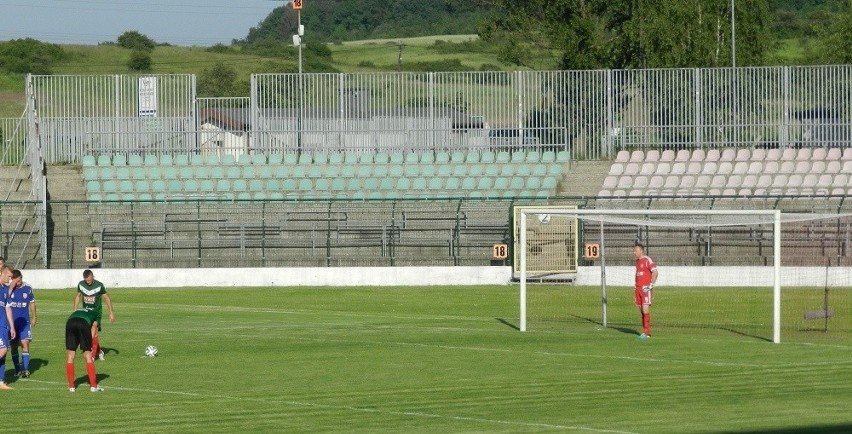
362, 178, 379, 190
374, 152, 390, 164
273, 166, 288, 178
135, 180, 150, 193
428, 178, 443, 190
373, 165, 389, 178
389, 165, 404, 178
556, 150, 570, 162
346, 178, 361, 190
190, 166, 206, 179
542, 176, 558, 190
445, 177, 460, 190
313, 152, 328, 165
298, 153, 312, 165
510, 177, 525, 190
324, 165, 340, 178
137, 193, 153, 202
405, 152, 419, 164
515, 164, 531, 177
238, 154, 252, 165
145, 167, 161, 179
119, 180, 134, 193
231, 179, 248, 192
199, 179, 215, 193
526, 177, 542, 190
548, 164, 563, 177
204, 154, 220, 165
167, 180, 182, 194
191, 154, 205, 166
532, 164, 547, 177
435, 151, 450, 163
216, 179, 231, 191
331, 178, 346, 191
420, 152, 435, 164
334, 192, 349, 200
86, 180, 100, 193
511, 151, 525, 163
450, 151, 465, 163
500, 165, 514, 177
236, 192, 252, 200
209, 166, 225, 179
308, 166, 323, 178
97, 155, 111, 166
536, 190, 551, 199
404, 165, 419, 177
437, 164, 452, 177
257, 166, 274, 178
144, 154, 159, 165
159, 154, 173, 166
226, 166, 241, 179
357, 165, 372, 178
249, 179, 264, 192
281, 179, 296, 191
314, 178, 330, 190
113, 167, 130, 180
396, 177, 411, 190
468, 164, 483, 177
268, 191, 285, 201
502, 190, 517, 199
88, 192, 102, 202
480, 150, 496, 164
525, 151, 541, 163
484, 165, 499, 177
496, 151, 510, 163
477, 177, 493, 190
174, 154, 190, 166
265, 179, 280, 191
131, 167, 146, 179
466, 151, 481, 164
452, 165, 467, 177
220, 154, 236, 165
298, 179, 313, 191
151, 179, 166, 193
493, 177, 509, 190
359, 153, 373, 165
421, 165, 436, 177
350, 191, 366, 201
541, 150, 556, 163
268, 154, 284, 165
384, 191, 399, 200
127, 154, 143, 166
344, 152, 359, 164
340, 166, 356, 178
101, 180, 118, 193
113, 155, 128, 166
253, 191, 268, 200
184, 179, 199, 193
379, 178, 395, 190
519, 190, 534, 198
103, 192, 120, 202
412, 177, 427, 190
390, 152, 405, 164
178, 166, 193, 179
82, 155, 96, 167
83, 167, 98, 180
468, 190, 483, 199
328, 152, 344, 165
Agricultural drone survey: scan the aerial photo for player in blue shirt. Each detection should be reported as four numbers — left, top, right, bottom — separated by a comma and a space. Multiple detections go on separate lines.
0, 266, 17, 389
8, 270, 37, 378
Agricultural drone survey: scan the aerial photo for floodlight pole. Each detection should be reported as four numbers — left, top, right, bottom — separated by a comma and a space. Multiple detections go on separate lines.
731, 0, 736, 67
290, 0, 305, 151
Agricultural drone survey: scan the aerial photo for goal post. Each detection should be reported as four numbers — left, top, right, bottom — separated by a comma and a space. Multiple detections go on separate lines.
518, 209, 784, 341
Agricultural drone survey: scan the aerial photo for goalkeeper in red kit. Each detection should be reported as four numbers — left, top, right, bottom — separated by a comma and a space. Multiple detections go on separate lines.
633, 241, 658, 340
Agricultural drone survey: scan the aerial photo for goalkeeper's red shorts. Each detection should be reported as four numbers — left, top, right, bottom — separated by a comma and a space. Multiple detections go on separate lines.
634, 287, 653, 306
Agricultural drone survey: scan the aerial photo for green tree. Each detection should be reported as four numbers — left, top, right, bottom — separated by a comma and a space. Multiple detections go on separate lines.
813, 3, 852, 64
0, 38, 65, 74
127, 49, 152, 72
198, 63, 241, 97
117, 31, 156, 51
479, 0, 771, 69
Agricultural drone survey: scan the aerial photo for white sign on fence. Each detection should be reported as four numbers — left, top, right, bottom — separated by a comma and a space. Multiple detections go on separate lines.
138, 76, 158, 117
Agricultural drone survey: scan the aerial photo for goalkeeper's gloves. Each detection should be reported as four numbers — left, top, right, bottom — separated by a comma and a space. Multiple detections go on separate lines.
642, 284, 654, 293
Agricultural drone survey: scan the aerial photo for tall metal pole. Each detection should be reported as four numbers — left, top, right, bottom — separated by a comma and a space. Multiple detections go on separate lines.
731, 0, 736, 67
298, 8, 303, 152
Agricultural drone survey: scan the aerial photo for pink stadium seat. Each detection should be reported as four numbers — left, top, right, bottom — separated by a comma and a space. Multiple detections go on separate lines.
747, 161, 763, 174
704, 149, 721, 162
654, 162, 671, 175
617, 176, 633, 189
663, 176, 680, 189
796, 148, 812, 160
738, 188, 753, 196
602, 176, 618, 189
679, 175, 696, 189
639, 163, 656, 176
623, 163, 640, 176
674, 149, 690, 162
763, 161, 780, 174
670, 162, 686, 175
732, 162, 748, 175
612, 189, 627, 197
720, 148, 736, 162
633, 176, 650, 189
826, 148, 841, 160
825, 160, 841, 174
695, 175, 713, 189
843, 148, 852, 161
690, 149, 706, 161
615, 150, 630, 163
740, 175, 757, 189
629, 150, 645, 162
647, 176, 665, 190
726, 175, 743, 188
810, 160, 826, 174
811, 148, 827, 161
756, 175, 773, 188
830, 187, 845, 196
598, 189, 612, 197
834, 173, 849, 188
660, 149, 675, 162
794, 161, 811, 174
843, 161, 852, 173
800, 174, 819, 195
628, 189, 645, 197
717, 162, 734, 175
707, 188, 722, 196
710, 175, 727, 188
786, 174, 803, 188
686, 162, 702, 175
780, 148, 796, 160
609, 163, 625, 176
735, 149, 751, 162
779, 161, 796, 174
750, 148, 766, 161
645, 150, 660, 162
721, 188, 737, 196
701, 162, 718, 175
765, 148, 782, 161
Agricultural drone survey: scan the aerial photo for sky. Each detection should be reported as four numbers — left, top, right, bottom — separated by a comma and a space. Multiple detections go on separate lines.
0, 0, 287, 46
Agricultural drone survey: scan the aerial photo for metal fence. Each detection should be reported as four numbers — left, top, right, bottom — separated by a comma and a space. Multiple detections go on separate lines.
24, 66, 852, 165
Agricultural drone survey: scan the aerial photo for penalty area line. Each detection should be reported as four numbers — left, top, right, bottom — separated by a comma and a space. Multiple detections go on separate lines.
24, 379, 634, 433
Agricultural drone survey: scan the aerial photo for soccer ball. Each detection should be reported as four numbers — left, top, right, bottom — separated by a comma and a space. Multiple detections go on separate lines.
145, 345, 158, 357
537, 213, 551, 224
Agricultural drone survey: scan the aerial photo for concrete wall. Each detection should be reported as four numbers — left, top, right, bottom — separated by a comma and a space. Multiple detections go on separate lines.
22, 266, 850, 290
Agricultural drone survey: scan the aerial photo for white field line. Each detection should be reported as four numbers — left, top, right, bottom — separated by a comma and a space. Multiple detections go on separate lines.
22, 379, 636, 434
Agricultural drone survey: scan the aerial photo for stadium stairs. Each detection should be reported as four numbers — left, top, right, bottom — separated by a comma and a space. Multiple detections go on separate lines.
0, 165, 42, 268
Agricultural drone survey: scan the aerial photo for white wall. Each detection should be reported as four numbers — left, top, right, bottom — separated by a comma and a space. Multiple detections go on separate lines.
27, 266, 514, 289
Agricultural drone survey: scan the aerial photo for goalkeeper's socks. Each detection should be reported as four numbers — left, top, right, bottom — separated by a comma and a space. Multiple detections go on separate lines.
86, 362, 98, 388
66, 363, 76, 389
642, 314, 651, 335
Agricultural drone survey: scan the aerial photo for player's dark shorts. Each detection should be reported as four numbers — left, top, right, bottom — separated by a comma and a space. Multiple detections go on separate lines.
65, 318, 93, 352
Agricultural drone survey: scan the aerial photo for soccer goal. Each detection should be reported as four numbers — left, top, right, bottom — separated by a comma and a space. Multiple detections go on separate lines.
516, 208, 852, 344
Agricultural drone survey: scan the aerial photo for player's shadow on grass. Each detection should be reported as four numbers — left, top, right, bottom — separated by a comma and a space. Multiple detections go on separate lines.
73, 373, 110, 388
102, 347, 119, 356
3, 358, 49, 384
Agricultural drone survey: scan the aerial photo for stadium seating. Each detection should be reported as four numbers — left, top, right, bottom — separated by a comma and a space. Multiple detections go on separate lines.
598, 147, 850, 198
83, 149, 567, 202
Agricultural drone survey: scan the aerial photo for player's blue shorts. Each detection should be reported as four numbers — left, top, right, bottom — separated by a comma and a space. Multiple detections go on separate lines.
11, 317, 32, 342
0, 327, 9, 349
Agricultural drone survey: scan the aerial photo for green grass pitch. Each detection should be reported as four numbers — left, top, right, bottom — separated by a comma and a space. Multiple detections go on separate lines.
8, 286, 851, 433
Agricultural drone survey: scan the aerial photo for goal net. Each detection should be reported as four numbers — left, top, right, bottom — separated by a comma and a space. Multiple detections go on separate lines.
516, 208, 852, 344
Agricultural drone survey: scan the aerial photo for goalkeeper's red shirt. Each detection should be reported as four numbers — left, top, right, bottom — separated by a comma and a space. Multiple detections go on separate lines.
635, 256, 656, 290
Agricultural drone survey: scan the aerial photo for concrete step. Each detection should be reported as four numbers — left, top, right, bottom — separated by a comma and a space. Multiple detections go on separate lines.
557, 160, 612, 197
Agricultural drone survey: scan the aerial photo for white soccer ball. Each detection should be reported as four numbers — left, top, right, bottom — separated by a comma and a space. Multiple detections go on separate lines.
145, 345, 159, 357
537, 213, 551, 224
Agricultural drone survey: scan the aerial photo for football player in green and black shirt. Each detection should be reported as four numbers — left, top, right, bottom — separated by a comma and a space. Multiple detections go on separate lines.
65, 307, 103, 392
73, 270, 115, 360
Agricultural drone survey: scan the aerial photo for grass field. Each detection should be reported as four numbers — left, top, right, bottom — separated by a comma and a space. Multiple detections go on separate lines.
8, 286, 851, 433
